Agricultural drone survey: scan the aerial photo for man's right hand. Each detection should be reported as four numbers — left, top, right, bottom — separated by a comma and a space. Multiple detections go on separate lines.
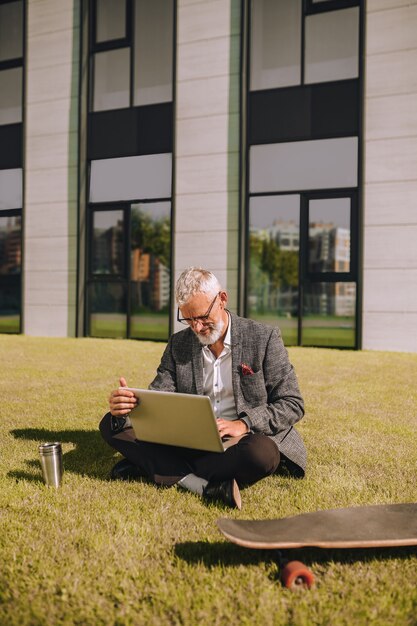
108, 377, 138, 416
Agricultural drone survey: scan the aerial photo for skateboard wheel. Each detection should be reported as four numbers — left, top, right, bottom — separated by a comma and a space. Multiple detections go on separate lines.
281, 561, 315, 590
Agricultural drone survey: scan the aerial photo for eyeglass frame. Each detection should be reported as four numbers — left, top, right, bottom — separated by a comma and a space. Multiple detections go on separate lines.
177, 292, 221, 326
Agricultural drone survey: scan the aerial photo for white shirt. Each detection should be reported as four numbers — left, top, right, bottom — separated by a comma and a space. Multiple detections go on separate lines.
202, 313, 237, 421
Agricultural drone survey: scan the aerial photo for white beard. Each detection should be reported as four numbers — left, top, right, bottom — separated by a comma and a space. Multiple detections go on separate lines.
194, 319, 225, 346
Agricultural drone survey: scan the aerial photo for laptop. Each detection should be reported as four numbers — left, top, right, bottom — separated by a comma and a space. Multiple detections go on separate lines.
125, 388, 227, 453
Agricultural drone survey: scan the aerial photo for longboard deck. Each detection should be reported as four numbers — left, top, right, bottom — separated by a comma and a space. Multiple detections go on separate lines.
218, 503, 417, 549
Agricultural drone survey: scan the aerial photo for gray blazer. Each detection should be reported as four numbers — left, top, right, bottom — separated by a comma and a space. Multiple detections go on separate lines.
149, 312, 307, 475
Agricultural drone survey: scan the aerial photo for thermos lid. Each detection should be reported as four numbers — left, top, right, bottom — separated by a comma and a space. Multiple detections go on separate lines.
39, 442, 62, 455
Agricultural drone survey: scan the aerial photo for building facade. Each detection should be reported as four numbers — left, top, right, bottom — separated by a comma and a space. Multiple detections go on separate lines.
0, 0, 416, 351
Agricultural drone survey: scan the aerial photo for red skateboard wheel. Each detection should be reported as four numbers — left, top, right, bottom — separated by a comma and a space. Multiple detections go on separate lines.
281, 560, 315, 590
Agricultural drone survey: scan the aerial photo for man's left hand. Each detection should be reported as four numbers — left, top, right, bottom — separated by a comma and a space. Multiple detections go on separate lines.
217, 418, 248, 438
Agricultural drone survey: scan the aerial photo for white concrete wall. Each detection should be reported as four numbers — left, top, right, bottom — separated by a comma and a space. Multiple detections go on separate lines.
174, 0, 241, 322
24, 0, 79, 336
363, 1, 417, 352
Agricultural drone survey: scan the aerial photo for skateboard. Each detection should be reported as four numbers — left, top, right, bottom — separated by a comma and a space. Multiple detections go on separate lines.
217, 503, 417, 590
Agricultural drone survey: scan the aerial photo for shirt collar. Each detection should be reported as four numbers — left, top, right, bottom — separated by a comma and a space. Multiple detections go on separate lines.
224, 311, 232, 347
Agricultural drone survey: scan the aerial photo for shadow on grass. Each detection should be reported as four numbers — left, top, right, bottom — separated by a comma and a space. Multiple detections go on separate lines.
175, 541, 416, 571
9, 428, 115, 482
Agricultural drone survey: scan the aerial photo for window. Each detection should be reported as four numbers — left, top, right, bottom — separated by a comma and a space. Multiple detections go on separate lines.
0, 0, 23, 334
89, 154, 172, 203
250, 137, 358, 193
248, 195, 300, 345
133, 0, 174, 106
85, 1, 174, 340
0, 1, 23, 62
0, 213, 21, 333
87, 203, 171, 340
250, 0, 301, 90
305, 8, 359, 84
95, 0, 126, 43
90, 0, 174, 112
93, 48, 130, 111
308, 197, 351, 273
303, 282, 356, 347
246, 0, 362, 348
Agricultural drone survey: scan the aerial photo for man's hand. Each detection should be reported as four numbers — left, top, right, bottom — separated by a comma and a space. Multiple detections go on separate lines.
109, 377, 138, 416
217, 418, 248, 438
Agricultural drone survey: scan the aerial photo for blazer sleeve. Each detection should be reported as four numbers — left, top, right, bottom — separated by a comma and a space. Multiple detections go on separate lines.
240, 327, 304, 436
148, 336, 177, 392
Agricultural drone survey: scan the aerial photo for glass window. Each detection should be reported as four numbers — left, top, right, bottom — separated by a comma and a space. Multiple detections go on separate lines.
92, 210, 125, 275
250, 0, 301, 91
0, 215, 21, 275
130, 202, 171, 340
305, 7, 359, 84
250, 137, 358, 193
303, 282, 356, 347
95, 0, 126, 43
0, 1, 23, 62
134, 0, 173, 106
0, 169, 22, 210
93, 48, 130, 111
309, 197, 351, 273
88, 282, 127, 338
248, 195, 299, 345
0, 67, 22, 125
0, 215, 21, 334
89, 154, 172, 203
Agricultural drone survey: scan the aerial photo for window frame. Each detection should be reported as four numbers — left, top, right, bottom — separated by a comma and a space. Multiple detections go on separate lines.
243, 0, 364, 349
86, 198, 172, 340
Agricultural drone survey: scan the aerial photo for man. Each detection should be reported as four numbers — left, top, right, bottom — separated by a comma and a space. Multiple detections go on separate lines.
100, 267, 306, 509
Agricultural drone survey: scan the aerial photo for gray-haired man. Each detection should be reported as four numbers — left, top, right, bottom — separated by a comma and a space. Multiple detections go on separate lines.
100, 267, 306, 509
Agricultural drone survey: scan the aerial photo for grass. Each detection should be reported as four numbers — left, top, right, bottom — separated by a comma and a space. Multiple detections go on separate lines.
0, 335, 416, 626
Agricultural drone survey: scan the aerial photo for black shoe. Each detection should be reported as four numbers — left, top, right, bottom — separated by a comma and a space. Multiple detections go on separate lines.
203, 478, 242, 510
110, 459, 146, 481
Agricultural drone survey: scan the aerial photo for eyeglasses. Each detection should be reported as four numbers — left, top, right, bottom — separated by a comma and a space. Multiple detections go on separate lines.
177, 292, 221, 326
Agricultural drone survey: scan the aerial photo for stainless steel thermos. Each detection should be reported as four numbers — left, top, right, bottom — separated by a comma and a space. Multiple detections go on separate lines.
39, 442, 63, 487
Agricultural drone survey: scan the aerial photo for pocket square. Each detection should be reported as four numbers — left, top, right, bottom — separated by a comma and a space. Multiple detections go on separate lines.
240, 362, 254, 376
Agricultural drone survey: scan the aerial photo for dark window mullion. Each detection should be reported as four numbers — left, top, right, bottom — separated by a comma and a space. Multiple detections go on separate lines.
129, 0, 134, 108
126, 204, 131, 338
299, 194, 309, 345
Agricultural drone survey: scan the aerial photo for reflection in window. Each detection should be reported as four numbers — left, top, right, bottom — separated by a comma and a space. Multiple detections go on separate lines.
305, 7, 359, 84
0, 215, 21, 333
250, 0, 301, 91
303, 282, 356, 347
89, 282, 127, 338
0, 1, 23, 62
134, 0, 173, 106
93, 48, 130, 111
0, 215, 21, 275
0, 67, 22, 125
92, 210, 124, 275
130, 202, 171, 340
309, 198, 351, 273
248, 195, 299, 345
96, 0, 126, 43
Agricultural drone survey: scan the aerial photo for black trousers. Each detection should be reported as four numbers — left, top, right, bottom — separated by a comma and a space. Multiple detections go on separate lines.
99, 413, 280, 487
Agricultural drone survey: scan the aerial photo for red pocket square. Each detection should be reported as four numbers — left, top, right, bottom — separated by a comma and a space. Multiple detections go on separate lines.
240, 362, 254, 376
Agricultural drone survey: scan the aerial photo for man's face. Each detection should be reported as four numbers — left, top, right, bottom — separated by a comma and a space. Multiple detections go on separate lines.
179, 291, 228, 345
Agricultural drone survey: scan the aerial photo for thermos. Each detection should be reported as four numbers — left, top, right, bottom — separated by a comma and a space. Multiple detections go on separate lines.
39, 442, 63, 487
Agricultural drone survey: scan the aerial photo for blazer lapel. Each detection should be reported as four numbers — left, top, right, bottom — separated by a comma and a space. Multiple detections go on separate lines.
191, 334, 204, 395
230, 312, 243, 411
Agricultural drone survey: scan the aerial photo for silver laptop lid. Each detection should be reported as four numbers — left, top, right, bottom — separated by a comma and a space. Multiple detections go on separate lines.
125, 388, 225, 453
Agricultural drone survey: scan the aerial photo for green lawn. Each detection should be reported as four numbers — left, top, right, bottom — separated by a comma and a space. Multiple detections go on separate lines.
0, 335, 416, 626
